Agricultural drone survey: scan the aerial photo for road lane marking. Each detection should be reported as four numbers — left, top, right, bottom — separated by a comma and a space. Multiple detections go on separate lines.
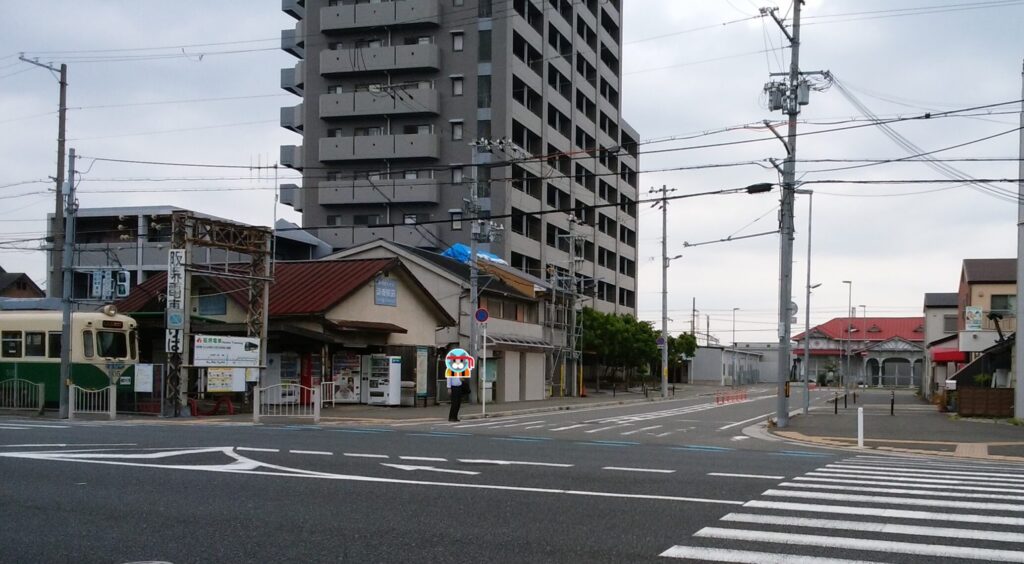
814, 468, 1024, 484
708, 472, 784, 480
653, 432, 675, 437
0, 426, 34, 430
745, 500, 1024, 526
452, 420, 507, 428
0, 443, 137, 448
762, 488, 1024, 512
584, 424, 632, 433
779, 481, 1024, 501
795, 475, 1024, 494
718, 412, 773, 430
603, 466, 674, 474
458, 459, 573, 468
381, 463, 479, 476
621, 425, 662, 435
400, 456, 447, 462
721, 512, 1024, 544
494, 436, 549, 442
730, 436, 749, 442
524, 425, 546, 430
826, 463, 1024, 481
549, 424, 587, 431
672, 445, 732, 452
493, 420, 546, 428
343, 453, 389, 459
0, 423, 69, 428
850, 455, 1024, 471
0, 447, 745, 506
408, 432, 469, 438
290, 450, 332, 456
693, 527, 1024, 562
659, 545, 885, 563
772, 450, 829, 457
236, 447, 278, 453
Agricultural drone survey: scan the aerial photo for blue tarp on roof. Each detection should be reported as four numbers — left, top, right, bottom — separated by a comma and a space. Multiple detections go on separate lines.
440, 243, 507, 265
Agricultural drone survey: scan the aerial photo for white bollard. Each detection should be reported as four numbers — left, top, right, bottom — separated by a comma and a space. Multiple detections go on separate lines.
857, 406, 864, 448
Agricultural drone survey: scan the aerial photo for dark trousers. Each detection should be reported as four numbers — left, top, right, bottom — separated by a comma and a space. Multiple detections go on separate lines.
448, 385, 464, 421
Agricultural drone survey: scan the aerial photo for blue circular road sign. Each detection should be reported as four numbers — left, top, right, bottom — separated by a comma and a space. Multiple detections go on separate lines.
475, 308, 489, 323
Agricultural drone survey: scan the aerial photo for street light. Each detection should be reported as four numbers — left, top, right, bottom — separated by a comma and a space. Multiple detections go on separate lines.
804, 282, 821, 415
842, 280, 853, 392
732, 307, 740, 388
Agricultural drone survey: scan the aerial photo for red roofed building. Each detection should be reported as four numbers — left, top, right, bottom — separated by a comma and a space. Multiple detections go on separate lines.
793, 316, 925, 388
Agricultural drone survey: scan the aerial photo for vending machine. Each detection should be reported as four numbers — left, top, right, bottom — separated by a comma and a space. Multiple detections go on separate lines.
367, 354, 402, 406
330, 352, 362, 404
262, 353, 300, 404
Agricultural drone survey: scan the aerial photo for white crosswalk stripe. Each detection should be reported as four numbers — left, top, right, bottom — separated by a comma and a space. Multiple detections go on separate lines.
588, 403, 717, 424
661, 454, 1024, 562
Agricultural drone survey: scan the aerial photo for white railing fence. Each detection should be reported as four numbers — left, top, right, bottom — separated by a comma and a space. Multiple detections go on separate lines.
320, 380, 338, 407
254, 384, 320, 423
0, 379, 44, 414
69, 384, 116, 420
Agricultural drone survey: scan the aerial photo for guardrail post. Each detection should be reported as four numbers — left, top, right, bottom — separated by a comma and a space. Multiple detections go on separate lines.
108, 384, 116, 420
69, 384, 76, 420
253, 386, 261, 424
890, 390, 895, 416
37, 382, 44, 415
833, 392, 838, 415
313, 387, 321, 424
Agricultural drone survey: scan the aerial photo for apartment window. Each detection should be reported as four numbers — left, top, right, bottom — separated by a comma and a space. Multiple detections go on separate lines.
355, 38, 383, 49
454, 0, 464, 5
404, 170, 418, 179
477, 75, 491, 108
326, 215, 341, 226
452, 167, 464, 184
404, 36, 432, 46
353, 214, 381, 225
479, 0, 492, 17
403, 124, 431, 135
992, 295, 1017, 317
452, 32, 464, 52
404, 214, 418, 225
354, 126, 383, 137
450, 210, 463, 230
478, 30, 492, 62
451, 76, 464, 96
942, 314, 957, 333
451, 121, 464, 141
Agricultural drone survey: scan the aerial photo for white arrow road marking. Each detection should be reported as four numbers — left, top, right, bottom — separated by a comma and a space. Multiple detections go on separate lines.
381, 463, 479, 475
457, 459, 574, 468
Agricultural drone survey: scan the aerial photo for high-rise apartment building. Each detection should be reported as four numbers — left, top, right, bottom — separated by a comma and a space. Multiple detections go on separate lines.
279, 0, 638, 314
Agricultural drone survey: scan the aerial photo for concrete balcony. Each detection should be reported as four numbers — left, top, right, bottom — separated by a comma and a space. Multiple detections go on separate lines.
319, 134, 439, 162
319, 89, 439, 119
282, 0, 305, 20
281, 21, 304, 58
318, 178, 439, 205
279, 183, 302, 212
321, 0, 440, 32
281, 61, 304, 95
320, 44, 439, 75
319, 223, 440, 249
280, 145, 303, 169
280, 103, 303, 133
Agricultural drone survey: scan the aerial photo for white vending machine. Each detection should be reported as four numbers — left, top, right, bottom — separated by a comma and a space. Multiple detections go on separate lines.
262, 353, 300, 404
366, 354, 402, 406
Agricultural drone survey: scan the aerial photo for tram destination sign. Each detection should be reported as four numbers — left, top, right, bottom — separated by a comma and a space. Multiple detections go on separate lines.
193, 335, 261, 368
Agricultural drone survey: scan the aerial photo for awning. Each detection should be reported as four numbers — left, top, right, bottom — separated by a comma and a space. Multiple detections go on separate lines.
330, 320, 408, 334
931, 347, 966, 363
487, 334, 552, 350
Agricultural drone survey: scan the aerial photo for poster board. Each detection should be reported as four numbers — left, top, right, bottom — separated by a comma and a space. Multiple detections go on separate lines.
207, 367, 247, 393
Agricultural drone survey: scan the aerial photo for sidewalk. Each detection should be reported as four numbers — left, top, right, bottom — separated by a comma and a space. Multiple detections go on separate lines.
771, 388, 1024, 462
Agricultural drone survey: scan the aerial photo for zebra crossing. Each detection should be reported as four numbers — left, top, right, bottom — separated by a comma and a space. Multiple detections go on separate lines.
443, 405, 725, 437
661, 454, 1024, 563
0, 421, 70, 430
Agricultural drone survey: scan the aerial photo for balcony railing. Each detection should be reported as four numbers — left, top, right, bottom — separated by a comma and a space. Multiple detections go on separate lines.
320, 44, 439, 75
319, 89, 438, 118
280, 104, 303, 133
281, 61, 304, 95
319, 178, 439, 205
321, 0, 440, 32
319, 134, 439, 161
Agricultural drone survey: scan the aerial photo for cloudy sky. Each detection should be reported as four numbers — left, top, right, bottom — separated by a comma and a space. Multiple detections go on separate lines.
1, 0, 1022, 343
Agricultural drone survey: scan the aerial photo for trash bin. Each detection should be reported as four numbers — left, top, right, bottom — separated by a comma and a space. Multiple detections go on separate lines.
400, 381, 416, 407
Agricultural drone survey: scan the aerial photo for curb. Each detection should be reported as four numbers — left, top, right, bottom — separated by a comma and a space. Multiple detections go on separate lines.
458, 394, 678, 420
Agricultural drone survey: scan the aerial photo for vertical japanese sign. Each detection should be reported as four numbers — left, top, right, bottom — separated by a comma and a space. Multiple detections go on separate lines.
165, 249, 186, 353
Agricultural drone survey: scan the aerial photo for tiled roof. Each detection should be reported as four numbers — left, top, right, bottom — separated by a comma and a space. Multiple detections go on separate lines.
962, 258, 1016, 284
793, 317, 926, 343
118, 259, 400, 316
923, 292, 958, 308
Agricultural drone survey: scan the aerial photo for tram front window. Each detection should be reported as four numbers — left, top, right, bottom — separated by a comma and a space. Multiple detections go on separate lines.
96, 331, 128, 358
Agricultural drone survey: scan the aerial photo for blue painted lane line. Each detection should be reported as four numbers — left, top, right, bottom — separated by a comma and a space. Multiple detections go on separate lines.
423, 431, 471, 436
494, 436, 552, 442
671, 445, 733, 452
771, 450, 830, 458
588, 440, 639, 446
577, 441, 634, 447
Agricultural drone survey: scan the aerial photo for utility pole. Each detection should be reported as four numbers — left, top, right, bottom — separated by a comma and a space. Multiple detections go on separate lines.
58, 148, 76, 419
19, 56, 67, 297
762, 0, 815, 428
732, 307, 739, 387
797, 189, 816, 415
651, 185, 676, 399
1017, 58, 1024, 420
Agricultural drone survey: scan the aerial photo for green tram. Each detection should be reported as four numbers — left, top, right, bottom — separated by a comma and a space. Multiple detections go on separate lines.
0, 307, 138, 405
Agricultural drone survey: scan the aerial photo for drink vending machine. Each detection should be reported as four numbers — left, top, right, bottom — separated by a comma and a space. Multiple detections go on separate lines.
366, 354, 402, 406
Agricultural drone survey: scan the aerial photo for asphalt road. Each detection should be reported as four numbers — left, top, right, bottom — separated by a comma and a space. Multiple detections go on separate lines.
2, 394, 1023, 563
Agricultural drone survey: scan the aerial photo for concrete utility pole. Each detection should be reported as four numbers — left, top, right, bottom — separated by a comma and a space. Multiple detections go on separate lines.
19, 56, 67, 297
798, 189, 816, 414
652, 185, 676, 399
762, 0, 808, 428
732, 307, 739, 387
58, 148, 76, 419
1015, 58, 1023, 420
843, 280, 852, 391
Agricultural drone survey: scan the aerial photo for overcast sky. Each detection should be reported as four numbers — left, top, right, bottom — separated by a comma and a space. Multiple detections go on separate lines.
1, 0, 1022, 343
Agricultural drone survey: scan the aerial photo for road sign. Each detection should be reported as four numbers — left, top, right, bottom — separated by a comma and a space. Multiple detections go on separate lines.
165, 329, 184, 353
474, 308, 489, 323
167, 309, 185, 330
789, 301, 799, 315
656, 336, 666, 348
